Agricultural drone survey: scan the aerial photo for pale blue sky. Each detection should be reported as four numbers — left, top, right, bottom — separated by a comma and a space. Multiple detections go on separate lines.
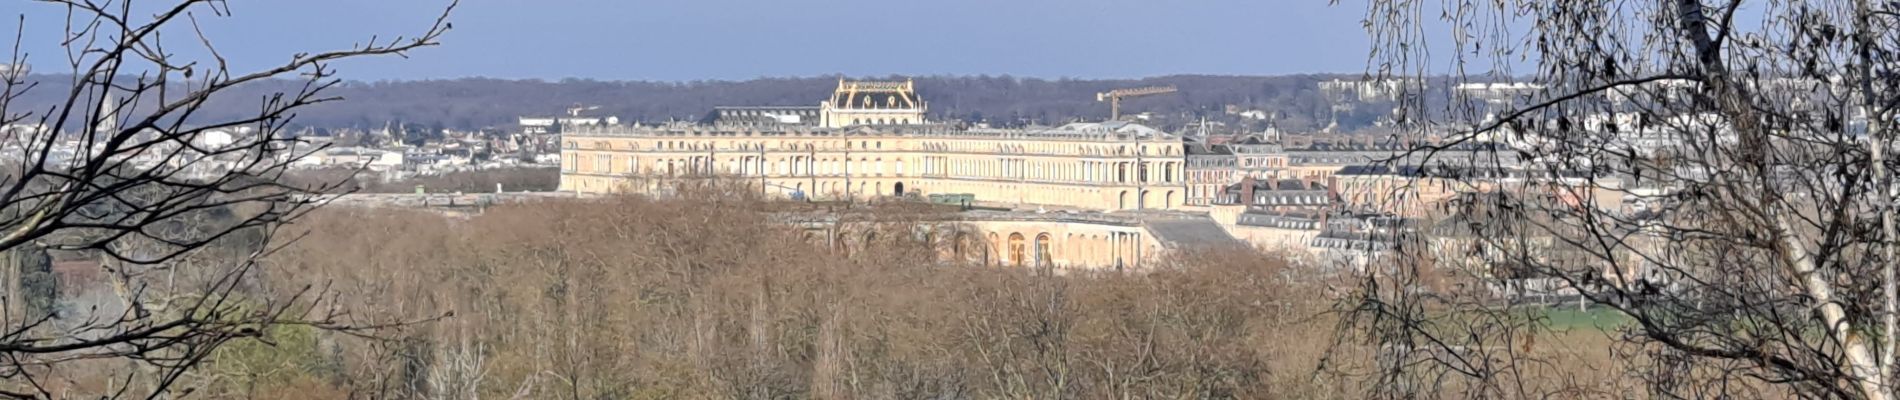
2, 0, 1377, 81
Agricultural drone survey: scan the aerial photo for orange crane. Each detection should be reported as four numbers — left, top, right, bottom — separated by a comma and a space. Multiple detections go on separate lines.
1096, 86, 1178, 121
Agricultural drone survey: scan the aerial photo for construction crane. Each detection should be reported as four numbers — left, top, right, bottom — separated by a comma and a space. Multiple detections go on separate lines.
1096, 86, 1178, 121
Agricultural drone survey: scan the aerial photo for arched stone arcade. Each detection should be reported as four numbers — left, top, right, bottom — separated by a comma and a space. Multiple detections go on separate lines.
794, 218, 1162, 269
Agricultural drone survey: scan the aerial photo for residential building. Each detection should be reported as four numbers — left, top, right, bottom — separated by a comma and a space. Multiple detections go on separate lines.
1183, 141, 1238, 207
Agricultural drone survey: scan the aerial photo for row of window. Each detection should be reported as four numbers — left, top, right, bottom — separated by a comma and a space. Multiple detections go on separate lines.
919, 157, 1182, 184
566, 138, 1188, 159
918, 141, 1182, 157
845, 117, 917, 125
568, 151, 1188, 185
569, 154, 905, 177
1240, 158, 1291, 168
924, 231, 1151, 268
566, 140, 889, 152
1237, 215, 1319, 230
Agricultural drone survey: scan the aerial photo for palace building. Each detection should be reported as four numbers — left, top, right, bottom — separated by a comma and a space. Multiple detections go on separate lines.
820, 79, 926, 128
558, 80, 1193, 212
549, 80, 1570, 268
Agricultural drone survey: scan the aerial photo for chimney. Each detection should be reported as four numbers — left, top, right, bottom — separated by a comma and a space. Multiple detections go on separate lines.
1240, 176, 1258, 208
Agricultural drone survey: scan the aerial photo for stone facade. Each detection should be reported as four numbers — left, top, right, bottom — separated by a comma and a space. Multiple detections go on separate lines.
781, 207, 1236, 270
550, 80, 1587, 269
559, 80, 1197, 212
559, 122, 1194, 212
1183, 142, 1238, 207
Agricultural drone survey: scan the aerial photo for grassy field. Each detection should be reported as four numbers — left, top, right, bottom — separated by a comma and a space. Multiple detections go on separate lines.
1541, 306, 1632, 331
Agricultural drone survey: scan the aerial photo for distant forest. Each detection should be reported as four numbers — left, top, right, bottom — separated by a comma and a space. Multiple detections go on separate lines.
12, 74, 1426, 133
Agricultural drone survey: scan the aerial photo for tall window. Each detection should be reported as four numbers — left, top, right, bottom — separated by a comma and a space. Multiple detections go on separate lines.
1035, 234, 1053, 267
1008, 233, 1027, 267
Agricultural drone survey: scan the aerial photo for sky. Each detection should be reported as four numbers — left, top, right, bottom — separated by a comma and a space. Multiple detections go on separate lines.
1, 0, 1377, 82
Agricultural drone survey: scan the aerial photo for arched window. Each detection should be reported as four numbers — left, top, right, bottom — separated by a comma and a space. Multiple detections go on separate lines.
1008, 233, 1027, 267
1034, 234, 1053, 267
987, 233, 1000, 265
952, 232, 968, 261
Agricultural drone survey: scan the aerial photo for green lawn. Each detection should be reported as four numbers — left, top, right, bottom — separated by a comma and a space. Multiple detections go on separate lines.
1540, 306, 1632, 331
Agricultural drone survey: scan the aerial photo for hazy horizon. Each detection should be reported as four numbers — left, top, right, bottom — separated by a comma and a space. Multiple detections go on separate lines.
11, 71, 1406, 84
5, 0, 1376, 82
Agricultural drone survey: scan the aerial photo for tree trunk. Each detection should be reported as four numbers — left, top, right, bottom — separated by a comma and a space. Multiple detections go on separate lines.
1672, 0, 1889, 397
1851, 0, 1899, 390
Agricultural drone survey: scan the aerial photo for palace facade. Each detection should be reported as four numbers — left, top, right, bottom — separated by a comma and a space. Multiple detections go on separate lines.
558, 80, 1193, 211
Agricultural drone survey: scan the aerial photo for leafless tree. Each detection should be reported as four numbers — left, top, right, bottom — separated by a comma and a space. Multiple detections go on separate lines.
1338, 0, 1900, 398
0, 0, 451, 397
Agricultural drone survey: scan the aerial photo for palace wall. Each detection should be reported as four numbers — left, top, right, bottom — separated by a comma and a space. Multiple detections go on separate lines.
558, 127, 1195, 211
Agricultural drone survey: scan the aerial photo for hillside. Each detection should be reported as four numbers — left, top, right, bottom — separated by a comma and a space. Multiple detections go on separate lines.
11, 74, 1412, 132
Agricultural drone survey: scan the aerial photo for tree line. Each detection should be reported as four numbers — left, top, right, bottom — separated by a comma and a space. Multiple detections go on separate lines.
177, 188, 1619, 399
9, 74, 1416, 132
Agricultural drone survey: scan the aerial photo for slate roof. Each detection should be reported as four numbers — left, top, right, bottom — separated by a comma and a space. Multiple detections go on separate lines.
702, 106, 822, 126
1335, 164, 1594, 179
1050, 121, 1171, 139
829, 81, 923, 109
1223, 179, 1328, 193
1234, 135, 1270, 145
1184, 143, 1233, 156
1144, 218, 1245, 249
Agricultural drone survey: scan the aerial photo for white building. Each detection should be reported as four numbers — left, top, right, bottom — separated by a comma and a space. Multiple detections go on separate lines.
519, 116, 620, 134
818, 79, 926, 128
0, 63, 27, 80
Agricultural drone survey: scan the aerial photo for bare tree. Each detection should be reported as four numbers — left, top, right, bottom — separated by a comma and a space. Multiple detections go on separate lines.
0, 0, 451, 397
1338, 0, 1900, 398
